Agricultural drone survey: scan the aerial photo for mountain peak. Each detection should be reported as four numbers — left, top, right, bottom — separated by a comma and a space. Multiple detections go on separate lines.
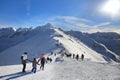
43, 23, 55, 29
36, 23, 56, 31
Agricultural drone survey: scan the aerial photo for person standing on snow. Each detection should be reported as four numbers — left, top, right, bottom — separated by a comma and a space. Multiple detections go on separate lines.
21, 52, 28, 72
49, 58, 52, 63
76, 54, 79, 61
31, 58, 39, 73
81, 54, 84, 61
38, 54, 46, 70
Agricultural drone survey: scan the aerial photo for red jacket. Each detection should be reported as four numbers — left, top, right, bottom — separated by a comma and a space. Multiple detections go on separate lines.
40, 55, 45, 60
40, 56, 46, 64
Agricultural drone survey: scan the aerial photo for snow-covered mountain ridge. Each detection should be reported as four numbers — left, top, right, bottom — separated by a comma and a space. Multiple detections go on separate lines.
0, 23, 55, 53
86, 32, 120, 55
0, 23, 120, 66
66, 31, 120, 62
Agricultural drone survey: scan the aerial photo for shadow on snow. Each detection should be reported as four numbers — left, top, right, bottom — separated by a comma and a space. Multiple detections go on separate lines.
0, 71, 32, 80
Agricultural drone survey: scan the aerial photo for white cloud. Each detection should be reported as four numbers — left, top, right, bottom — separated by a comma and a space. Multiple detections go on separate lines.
48, 16, 120, 34
92, 22, 111, 28
23, 15, 119, 34
49, 16, 92, 23
0, 25, 9, 28
48, 16, 93, 30
84, 26, 120, 34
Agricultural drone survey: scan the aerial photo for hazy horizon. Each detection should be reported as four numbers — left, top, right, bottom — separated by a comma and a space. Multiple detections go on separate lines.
0, 0, 120, 34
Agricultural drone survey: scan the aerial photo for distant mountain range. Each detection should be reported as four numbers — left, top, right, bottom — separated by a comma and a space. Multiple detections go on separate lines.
66, 31, 120, 56
0, 23, 120, 66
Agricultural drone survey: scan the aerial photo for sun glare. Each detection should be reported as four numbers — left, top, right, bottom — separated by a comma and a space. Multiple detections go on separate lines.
101, 0, 120, 17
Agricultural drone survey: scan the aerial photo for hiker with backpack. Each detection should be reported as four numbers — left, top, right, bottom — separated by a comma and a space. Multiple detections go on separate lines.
38, 54, 46, 70
21, 52, 28, 72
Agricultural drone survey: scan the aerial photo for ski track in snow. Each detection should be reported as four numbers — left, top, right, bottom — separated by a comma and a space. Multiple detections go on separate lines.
0, 55, 120, 80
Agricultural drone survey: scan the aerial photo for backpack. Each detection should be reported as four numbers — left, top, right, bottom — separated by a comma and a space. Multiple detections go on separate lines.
21, 56, 23, 60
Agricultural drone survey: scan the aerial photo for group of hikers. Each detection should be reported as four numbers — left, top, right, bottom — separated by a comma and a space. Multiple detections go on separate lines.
21, 51, 85, 73
63, 52, 84, 61
21, 52, 46, 73
73, 54, 84, 61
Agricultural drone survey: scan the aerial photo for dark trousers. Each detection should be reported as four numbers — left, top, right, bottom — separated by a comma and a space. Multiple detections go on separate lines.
31, 67, 37, 73
22, 63, 26, 72
40, 63, 45, 70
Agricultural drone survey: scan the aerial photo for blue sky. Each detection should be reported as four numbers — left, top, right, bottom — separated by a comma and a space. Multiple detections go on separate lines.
0, 0, 120, 33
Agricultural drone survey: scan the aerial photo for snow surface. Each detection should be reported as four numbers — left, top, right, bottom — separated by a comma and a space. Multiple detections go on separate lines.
0, 24, 108, 66
87, 32, 120, 56
66, 31, 120, 62
0, 27, 33, 52
0, 54, 120, 80
0, 24, 120, 80
54, 28, 106, 62
0, 26, 57, 65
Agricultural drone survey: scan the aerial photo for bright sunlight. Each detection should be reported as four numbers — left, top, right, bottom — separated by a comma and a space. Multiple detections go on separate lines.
100, 0, 120, 17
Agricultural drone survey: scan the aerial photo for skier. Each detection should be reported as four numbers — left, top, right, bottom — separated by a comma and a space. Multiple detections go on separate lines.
31, 58, 39, 73
76, 54, 79, 61
38, 54, 46, 70
81, 54, 84, 61
21, 52, 28, 72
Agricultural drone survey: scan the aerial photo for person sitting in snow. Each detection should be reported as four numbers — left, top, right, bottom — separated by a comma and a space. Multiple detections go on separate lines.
21, 52, 28, 72
38, 54, 46, 70
31, 58, 39, 73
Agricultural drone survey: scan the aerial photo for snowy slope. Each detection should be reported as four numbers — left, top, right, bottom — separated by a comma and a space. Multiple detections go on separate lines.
0, 24, 56, 53
0, 27, 34, 53
87, 32, 120, 55
0, 23, 119, 66
0, 27, 16, 38
66, 31, 120, 62
0, 24, 58, 66
0, 27, 17, 52
0, 24, 120, 80
54, 29, 106, 62
0, 54, 120, 80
